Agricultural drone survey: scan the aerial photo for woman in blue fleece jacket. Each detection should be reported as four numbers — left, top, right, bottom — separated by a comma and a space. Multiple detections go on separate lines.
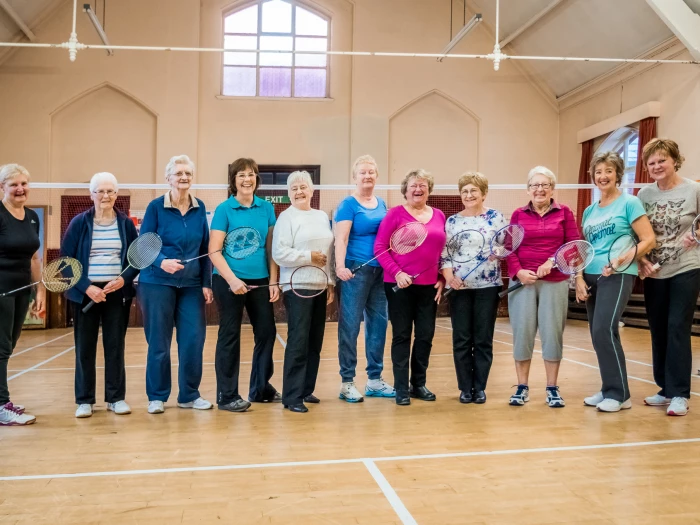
61, 172, 138, 419
138, 155, 213, 415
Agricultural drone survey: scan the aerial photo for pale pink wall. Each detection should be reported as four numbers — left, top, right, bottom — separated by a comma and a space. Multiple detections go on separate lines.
559, 49, 700, 183
0, 0, 559, 187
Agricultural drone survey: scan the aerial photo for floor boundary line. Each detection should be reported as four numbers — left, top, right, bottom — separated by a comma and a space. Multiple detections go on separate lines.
8, 347, 75, 381
10, 331, 73, 358
362, 459, 418, 525
2, 437, 699, 482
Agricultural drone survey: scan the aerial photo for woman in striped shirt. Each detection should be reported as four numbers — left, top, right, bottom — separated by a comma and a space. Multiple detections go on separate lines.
61, 172, 138, 418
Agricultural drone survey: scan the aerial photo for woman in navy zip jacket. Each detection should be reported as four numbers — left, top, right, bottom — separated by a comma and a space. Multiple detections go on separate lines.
138, 155, 214, 414
61, 172, 138, 418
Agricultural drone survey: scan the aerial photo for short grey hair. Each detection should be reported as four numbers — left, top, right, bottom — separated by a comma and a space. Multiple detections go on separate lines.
165, 154, 195, 180
0, 163, 30, 186
352, 155, 379, 178
287, 170, 314, 191
89, 172, 119, 193
527, 166, 557, 187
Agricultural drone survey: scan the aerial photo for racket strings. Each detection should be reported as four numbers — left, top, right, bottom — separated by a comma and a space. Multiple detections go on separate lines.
127, 232, 163, 269
554, 241, 594, 273
43, 257, 83, 293
608, 235, 638, 272
447, 230, 485, 264
490, 225, 524, 258
289, 266, 328, 298
390, 222, 428, 255
223, 227, 262, 259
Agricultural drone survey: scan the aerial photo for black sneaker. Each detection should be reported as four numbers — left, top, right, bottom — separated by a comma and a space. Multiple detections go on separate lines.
545, 386, 565, 408
509, 384, 529, 406
218, 399, 251, 412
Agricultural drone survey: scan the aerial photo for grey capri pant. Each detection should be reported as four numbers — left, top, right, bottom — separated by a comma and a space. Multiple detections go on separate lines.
507, 279, 569, 361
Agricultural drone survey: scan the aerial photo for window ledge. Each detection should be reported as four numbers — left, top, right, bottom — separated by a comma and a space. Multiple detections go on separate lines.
216, 95, 334, 102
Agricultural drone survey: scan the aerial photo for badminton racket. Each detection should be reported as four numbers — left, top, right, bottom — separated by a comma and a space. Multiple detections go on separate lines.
82, 232, 162, 313
181, 226, 262, 263
500, 240, 594, 298
588, 234, 638, 289
646, 213, 700, 273
0, 257, 83, 297
351, 221, 427, 273
445, 224, 524, 297
242, 265, 329, 298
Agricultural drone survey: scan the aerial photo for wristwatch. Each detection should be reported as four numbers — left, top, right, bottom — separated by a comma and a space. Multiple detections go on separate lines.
547, 257, 556, 264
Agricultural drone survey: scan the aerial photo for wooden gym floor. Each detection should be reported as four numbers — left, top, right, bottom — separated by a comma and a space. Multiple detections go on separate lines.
2, 318, 700, 524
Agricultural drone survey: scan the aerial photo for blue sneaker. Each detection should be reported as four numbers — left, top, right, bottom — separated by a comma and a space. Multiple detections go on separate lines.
545, 386, 565, 408
365, 378, 396, 398
509, 384, 529, 406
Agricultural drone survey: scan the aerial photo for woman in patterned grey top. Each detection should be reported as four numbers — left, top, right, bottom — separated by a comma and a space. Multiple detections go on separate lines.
440, 172, 507, 404
637, 138, 700, 417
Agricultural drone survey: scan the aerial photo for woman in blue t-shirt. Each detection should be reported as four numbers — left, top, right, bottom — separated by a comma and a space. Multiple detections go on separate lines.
576, 151, 655, 413
209, 158, 280, 413
334, 155, 393, 402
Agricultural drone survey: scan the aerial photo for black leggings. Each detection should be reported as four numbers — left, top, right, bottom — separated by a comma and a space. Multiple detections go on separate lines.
0, 293, 31, 405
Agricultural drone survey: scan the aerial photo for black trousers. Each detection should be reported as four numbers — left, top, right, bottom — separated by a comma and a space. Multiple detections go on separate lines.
643, 268, 700, 399
72, 290, 131, 404
282, 290, 327, 405
212, 274, 277, 404
584, 273, 635, 402
0, 293, 31, 405
449, 286, 500, 393
385, 283, 437, 394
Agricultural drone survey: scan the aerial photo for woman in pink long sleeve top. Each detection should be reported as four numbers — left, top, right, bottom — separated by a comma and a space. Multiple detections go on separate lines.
504, 166, 580, 409
375, 169, 446, 406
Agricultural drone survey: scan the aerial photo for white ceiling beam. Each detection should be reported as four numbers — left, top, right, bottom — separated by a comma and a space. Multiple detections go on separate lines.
498, 0, 565, 48
646, 0, 700, 61
0, 0, 36, 42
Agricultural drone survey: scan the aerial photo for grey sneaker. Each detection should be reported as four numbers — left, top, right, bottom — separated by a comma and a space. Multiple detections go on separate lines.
218, 399, 252, 412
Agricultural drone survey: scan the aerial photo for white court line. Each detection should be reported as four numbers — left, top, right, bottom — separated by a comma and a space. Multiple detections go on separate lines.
436, 323, 700, 397
363, 459, 417, 525
2, 436, 699, 482
7, 347, 75, 381
10, 331, 73, 358
275, 333, 287, 349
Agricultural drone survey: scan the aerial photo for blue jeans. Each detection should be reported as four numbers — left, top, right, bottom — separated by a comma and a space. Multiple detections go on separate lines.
337, 261, 388, 382
138, 282, 206, 404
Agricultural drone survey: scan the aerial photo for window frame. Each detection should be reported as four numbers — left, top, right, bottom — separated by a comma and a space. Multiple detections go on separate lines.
221, 0, 331, 99
592, 126, 639, 202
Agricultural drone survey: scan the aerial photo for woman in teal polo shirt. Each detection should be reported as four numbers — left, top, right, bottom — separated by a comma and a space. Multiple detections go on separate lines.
209, 158, 279, 413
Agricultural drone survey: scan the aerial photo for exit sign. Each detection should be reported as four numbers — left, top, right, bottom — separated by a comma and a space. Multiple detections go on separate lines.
263, 195, 291, 204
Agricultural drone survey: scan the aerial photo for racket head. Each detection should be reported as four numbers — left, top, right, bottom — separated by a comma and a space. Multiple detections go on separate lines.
389, 222, 428, 255
127, 232, 162, 269
222, 227, 262, 260
490, 224, 524, 258
289, 265, 329, 298
43, 257, 83, 293
692, 214, 700, 244
446, 229, 485, 263
607, 234, 638, 272
553, 240, 594, 275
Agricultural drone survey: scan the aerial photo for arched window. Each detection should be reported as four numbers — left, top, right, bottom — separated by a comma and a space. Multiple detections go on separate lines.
592, 126, 639, 202
222, 0, 330, 98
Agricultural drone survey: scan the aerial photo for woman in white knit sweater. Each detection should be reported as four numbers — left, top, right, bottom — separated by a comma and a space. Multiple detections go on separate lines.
272, 171, 335, 413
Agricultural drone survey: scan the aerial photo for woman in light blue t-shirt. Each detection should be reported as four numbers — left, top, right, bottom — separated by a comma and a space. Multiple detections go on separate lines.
334, 155, 393, 403
577, 151, 655, 413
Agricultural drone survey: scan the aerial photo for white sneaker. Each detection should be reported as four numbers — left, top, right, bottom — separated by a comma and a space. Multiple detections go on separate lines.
177, 397, 212, 410
365, 378, 396, 398
596, 398, 632, 412
0, 402, 36, 426
148, 400, 165, 414
75, 404, 93, 418
644, 394, 671, 406
584, 391, 604, 406
339, 382, 364, 403
107, 400, 131, 415
667, 397, 689, 416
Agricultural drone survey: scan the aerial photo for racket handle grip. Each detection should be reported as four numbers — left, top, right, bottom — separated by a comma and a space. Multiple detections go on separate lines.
350, 266, 360, 275
82, 300, 96, 313
391, 283, 400, 293
499, 281, 524, 298
651, 262, 661, 272
443, 288, 455, 298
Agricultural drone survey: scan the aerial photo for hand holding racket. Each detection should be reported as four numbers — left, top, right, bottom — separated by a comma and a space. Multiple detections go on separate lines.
500, 240, 594, 298
592, 234, 637, 286
82, 232, 162, 313
0, 256, 83, 297
641, 213, 700, 278
351, 222, 427, 274
444, 225, 523, 297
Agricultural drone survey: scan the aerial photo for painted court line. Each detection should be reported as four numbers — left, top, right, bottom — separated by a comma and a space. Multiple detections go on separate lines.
363, 459, 417, 525
2, 436, 699, 482
10, 331, 73, 358
8, 347, 75, 381
275, 333, 287, 349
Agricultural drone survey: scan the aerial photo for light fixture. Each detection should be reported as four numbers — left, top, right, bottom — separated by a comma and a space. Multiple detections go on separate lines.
83, 3, 113, 56
437, 13, 482, 62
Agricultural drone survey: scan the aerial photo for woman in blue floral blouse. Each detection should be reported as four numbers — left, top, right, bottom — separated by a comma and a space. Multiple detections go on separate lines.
440, 172, 507, 404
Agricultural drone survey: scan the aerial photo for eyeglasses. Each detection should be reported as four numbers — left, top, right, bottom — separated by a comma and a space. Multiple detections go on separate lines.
460, 189, 482, 196
93, 190, 117, 196
528, 183, 552, 190
173, 171, 193, 178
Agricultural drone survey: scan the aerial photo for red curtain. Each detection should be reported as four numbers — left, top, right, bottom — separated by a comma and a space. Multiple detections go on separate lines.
576, 139, 594, 226
633, 117, 657, 195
